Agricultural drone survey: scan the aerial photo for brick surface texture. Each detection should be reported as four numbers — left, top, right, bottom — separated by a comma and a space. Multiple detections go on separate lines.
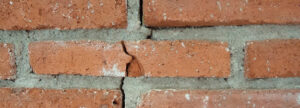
245, 39, 300, 78
0, 0, 300, 107
144, 0, 300, 27
0, 88, 122, 108
0, 43, 15, 80
29, 41, 131, 77
138, 89, 300, 108
0, 0, 127, 30
125, 40, 231, 77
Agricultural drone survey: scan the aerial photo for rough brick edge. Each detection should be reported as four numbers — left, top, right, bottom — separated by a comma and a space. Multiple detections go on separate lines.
0, 43, 16, 80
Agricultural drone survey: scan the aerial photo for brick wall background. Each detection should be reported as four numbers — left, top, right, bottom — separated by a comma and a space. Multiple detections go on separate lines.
0, 0, 300, 108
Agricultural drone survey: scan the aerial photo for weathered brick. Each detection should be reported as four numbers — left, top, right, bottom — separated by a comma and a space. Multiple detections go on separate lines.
0, 88, 122, 108
245, 39, 300, 78
125, 40, 230, 77
29, 41, 131, 77
144, 0, 300, 27
138, 89, 300, 108
0, 43, 15, 80
0, 0, 127, 30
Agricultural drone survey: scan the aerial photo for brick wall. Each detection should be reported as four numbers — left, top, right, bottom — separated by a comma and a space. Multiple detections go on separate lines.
0, 0, 300, 108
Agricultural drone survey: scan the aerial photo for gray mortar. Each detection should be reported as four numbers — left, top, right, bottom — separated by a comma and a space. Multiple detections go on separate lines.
1, 0, 300, 108
124, 25, 300, 108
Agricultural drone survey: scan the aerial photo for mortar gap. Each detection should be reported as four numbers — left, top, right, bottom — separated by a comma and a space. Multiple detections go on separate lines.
139, 0, 143, 26
224, 78, 228, 82
120, 77, 125, 108
120, 41, 130, 108
146, 30, 153, 39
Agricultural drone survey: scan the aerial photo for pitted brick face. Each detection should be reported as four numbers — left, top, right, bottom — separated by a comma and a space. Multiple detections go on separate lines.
28, 41, 132, 77
245, 39, 300, 78
0, 43, 15, 80
0, 88, 122, 108
143, 0, 300, 27
138, 89, 300, 108
125, 40, 230, 77
0, 0, 127, 30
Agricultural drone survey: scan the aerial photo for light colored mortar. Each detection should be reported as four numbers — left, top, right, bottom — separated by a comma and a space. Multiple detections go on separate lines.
0, 0, 300, 108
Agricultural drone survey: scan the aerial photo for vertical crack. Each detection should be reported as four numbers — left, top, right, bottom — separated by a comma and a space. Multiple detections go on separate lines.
119, 77, 125, 108
121, 41, 144, 77
146, 30, 153, 39
120, 41, 128, 108
139, 0, 143, 26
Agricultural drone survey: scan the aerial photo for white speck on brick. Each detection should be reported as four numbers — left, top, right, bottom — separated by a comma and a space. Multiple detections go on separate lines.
297, 94, 300, 104
52, 3, 59, 13
104, 91, 109, 95
179, 8, 183, 12
258, 8, 262, 11
9, 1, 13, 5
102, 64, 125, 77
216, 1, 222, 11
225, 48, 229, 52
163, 13, 167, 21
88, 1, 93, 9
203, 96, 209, 108
181, 42, 185, 48
134, 45, 140, 49
226, 3, 230, 6
3, 43, 7, 48
152, 0, 155, 4
222, 96, 226, 100
151, 44, 156, 52
240, 8, 243, 12
210, 14, 214, 18
55, 41, 67, 47
185, 94, 190, 101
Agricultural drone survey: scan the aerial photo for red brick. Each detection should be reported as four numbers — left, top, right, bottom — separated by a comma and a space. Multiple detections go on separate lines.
29, 41, 131, 77
125, 40, 230, 77
0, 43, 15, 80
245, 39, 300, 78
138, 89, 300, 108
0, 88, 122, 108
0, 0, 127, 30
143, 0, 300, 27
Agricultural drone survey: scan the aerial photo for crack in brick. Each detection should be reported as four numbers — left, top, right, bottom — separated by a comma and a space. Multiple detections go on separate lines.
121, 41, 144, 77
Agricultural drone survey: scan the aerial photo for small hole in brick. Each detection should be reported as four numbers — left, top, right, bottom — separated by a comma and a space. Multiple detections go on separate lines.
112, 100, 118, 105
103, 60, 107, 65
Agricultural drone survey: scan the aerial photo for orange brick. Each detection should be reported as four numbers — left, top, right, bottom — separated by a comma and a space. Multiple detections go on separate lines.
0, 88, 122, 108
0, 0, 127, 30
29, 41, 131, 77
245, 39, 300, 78
138, 89, 300, 108
144, 0, 300, 27
125, 40, 230, 77
0, 43, 15, 80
